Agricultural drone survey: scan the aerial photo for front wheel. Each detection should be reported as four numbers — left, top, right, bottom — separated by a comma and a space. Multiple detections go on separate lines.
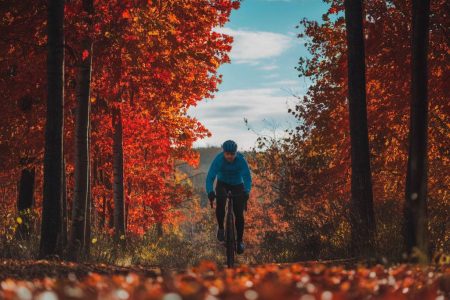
225, 212, 236, 268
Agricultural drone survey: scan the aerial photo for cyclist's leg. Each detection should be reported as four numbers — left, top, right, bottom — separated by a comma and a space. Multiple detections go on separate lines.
215, 180, 227, 229
232, 183, 245, 241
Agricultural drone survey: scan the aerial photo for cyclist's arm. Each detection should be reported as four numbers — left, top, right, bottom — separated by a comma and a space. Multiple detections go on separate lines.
241, 157, 252, 194
206, 155, 220, 194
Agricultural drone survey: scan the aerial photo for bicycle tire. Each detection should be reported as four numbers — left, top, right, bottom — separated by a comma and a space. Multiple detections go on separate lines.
225, 193, 236, 268
225, 211, 235, 268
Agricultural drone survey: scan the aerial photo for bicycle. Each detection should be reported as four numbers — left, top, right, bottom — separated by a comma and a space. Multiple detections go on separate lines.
210, 190, 247, 268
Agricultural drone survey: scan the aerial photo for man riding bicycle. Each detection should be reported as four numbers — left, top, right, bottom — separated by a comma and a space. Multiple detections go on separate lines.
205, 140, 252, 254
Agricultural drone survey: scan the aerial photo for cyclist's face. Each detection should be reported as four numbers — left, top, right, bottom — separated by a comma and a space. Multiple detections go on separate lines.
224, 151, 236, 162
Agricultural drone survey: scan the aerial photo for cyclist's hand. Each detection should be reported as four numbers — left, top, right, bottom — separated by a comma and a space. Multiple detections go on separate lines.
243, 191, 249, 202
243, 192, 249, 211
208, 191, 216, 208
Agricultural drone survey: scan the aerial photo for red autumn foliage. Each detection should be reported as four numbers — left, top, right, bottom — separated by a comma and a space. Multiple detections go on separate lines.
0, 0, 241, 235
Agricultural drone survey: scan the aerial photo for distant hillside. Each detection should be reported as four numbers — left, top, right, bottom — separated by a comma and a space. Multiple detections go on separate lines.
177, 147, 222, 207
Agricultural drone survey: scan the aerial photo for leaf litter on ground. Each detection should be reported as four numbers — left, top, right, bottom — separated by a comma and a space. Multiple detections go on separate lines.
0, 259, 448, 299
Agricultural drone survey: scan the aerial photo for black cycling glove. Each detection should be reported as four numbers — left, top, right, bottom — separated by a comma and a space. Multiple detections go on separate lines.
208, 191, 216, 208
243, 192, 249, 211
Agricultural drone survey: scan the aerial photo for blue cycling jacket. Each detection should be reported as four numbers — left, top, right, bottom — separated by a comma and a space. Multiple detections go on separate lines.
205, 151, 252, 194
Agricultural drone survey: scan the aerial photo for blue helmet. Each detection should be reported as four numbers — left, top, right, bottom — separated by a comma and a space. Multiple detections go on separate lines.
222, 140, 237, 153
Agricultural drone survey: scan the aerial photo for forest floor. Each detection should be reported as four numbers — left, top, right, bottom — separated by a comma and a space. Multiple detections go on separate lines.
0, 259, 448, 300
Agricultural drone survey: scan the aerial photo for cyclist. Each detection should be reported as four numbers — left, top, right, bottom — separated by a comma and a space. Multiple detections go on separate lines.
205, 140, 252, 254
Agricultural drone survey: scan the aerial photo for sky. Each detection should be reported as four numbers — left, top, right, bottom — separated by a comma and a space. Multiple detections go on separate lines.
187, 0, 330, 150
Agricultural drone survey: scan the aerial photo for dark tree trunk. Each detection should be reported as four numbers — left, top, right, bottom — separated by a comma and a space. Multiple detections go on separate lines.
17, 168, 35, 240
59, 158, 68, 249
404, 0, 431, 263
68, 0, 93, 261
112, 107, 126, 245
125, 201, 129, 231
39, 0, 65, 259
343, 0, 376, 258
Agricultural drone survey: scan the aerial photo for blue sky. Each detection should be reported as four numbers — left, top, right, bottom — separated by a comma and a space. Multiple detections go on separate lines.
188, 0, 329, 150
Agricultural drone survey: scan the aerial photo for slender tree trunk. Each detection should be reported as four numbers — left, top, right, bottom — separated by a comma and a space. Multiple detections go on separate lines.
17, 168, 35, 240
344, 0, 376, 258
84, 144, 92, 257
59, 158, 68, 249
84, 179, 92, 256
84, 97, 93, 257
125, 177, 132, 230
68, 0, 93, 261
112, 107, 126, 245
404, 0, 431, 263
39, 0, 65, 258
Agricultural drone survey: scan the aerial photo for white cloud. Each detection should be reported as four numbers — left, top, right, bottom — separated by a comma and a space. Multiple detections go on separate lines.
263, 73, 280, 79
213, 27, 293, 65
258, 64, 279, 71
268, 79, 303, 89
188, 88, 299, 150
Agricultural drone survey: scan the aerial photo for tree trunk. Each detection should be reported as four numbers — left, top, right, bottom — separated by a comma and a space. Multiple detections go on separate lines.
404, 0, 431, 263
39, 0, 65, 259
84, 140, 92, 257
112, 107, 126, 245
68, 0, 93, 261
344, 0, 376, 258
84, 90, 93, 258
84, 179, 92, 257
59, 158, 68, 250
17, 168, 35, 240
125, 177, 132, 230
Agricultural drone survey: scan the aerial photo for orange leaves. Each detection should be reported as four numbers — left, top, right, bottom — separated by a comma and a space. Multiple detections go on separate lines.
122, 10, 131, 19
167, 13, 178, 24
153, 68, 172, 84
0, 260, 433, 300
146, 30, 159, 36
